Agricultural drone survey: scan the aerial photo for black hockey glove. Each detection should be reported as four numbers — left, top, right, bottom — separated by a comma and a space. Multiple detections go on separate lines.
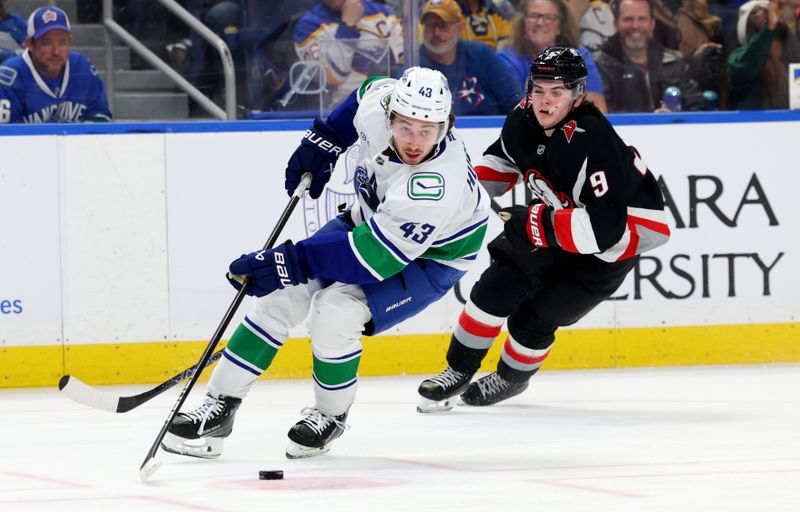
499, 203, 554, 250
285, 119, 346, 199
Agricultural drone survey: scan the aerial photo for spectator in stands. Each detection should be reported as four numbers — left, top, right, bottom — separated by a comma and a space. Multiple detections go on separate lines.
419, 0, 522, 114
594, 0, 703, 111
0, 6, 111, 123
244, 0, 319, 112
186, 0, 246, 109
675, 0, 725, 95
569, 0, 616, 52
727, 0, 800, 109
295, 0, 404, 105
651, 0, 681, 49
123, 0, 190, 72
457, 0, 514, 49
776, 0, 797, 27
0, 0, 26, 62
792, 0, 800, 40
497, 0, 608, 110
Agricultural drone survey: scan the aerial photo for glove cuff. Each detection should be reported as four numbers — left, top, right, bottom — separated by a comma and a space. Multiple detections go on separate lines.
290, 241, 313, 282
526, 203, 551, 248
280, 240, 308, 286
311, 118, 347, 149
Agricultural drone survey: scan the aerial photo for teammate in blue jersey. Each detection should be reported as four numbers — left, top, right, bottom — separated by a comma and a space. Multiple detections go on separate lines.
0, 7, 111, 124
162, 67, 491, 461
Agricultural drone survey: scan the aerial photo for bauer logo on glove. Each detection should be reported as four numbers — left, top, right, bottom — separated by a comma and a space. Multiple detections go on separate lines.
303, 128, 343, 156
285, 119, 347, 199
226, 241, 308, 297
499, 203, 555, 250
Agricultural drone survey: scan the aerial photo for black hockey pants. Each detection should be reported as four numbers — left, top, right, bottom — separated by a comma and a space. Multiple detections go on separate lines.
447, 242, 637, 382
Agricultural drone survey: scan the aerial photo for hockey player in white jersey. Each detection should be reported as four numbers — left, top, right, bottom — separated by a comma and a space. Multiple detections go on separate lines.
162, 67, 490, 460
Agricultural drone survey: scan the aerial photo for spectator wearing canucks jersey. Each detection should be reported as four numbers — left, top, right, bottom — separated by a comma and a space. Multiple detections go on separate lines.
419, 0, 522, 115
294, 0, 404, 105
0, 7, 111, 124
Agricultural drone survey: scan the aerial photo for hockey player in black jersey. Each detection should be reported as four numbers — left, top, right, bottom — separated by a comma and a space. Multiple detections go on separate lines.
417, 47, 671, 411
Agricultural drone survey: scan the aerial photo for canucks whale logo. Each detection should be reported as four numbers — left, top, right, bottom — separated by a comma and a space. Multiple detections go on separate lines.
302, 143, 359, 237
354, 165, 379, 212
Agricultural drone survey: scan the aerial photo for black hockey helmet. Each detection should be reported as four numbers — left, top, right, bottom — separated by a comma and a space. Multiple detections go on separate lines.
527, 46, 588, 94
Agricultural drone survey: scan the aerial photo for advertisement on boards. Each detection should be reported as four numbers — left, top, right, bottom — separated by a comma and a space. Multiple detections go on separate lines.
0, 136, 63, 346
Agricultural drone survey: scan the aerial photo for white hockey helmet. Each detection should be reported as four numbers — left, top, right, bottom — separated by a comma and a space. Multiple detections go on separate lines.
387, 67, 452, 158
389, 66, 452, 124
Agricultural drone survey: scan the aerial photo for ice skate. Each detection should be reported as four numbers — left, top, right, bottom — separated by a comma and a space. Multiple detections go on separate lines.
416, 366, 473, 413
161, 393, 242, 459
460, 372, 529, 406
285, 407, 349, 459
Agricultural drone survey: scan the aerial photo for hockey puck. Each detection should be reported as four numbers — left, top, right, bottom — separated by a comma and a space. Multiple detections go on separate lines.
258, 470, 284, 480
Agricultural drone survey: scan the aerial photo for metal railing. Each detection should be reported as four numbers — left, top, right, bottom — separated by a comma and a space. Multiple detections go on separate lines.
102, 0, 236, 120
402, 0, 419, 72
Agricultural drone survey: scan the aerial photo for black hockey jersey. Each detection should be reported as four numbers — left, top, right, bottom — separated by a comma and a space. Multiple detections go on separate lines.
475, 102, 670, 262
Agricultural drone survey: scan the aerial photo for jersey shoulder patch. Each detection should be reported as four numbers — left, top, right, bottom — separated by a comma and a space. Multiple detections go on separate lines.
0, 65, 18, 86
407, 172, 445, 201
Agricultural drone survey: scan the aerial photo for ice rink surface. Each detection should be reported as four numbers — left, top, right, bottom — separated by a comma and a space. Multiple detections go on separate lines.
1, 364, 798, 512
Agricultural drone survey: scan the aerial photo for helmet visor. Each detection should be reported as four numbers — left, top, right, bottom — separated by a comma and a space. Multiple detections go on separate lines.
389, 113, 445, 149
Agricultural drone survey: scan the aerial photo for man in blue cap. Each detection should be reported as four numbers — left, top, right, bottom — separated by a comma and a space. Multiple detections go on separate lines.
0, 6, 111, 123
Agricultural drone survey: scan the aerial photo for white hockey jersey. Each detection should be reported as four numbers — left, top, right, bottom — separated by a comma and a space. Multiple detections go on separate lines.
325, 77, 491, 282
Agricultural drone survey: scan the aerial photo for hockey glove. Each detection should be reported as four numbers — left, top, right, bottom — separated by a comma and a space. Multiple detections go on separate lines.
500, 203, 554, 250
227, 241, 308, 297
285, 119, 346, 199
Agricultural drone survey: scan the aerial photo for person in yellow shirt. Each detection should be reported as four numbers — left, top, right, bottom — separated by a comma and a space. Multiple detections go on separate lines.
420, 0, 513, 50
459, 0, 513, 49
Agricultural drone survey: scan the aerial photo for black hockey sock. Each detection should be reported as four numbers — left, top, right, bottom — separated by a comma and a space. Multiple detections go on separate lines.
446, 336, 489, 375
497, 360, 539, 384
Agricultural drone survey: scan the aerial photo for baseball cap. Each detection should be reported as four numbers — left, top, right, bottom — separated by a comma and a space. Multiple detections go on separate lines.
422, 0, 464, 23
27, 6, 72, 40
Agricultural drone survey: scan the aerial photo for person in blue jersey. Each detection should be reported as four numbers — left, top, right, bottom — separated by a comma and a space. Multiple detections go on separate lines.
419, 0, 522, 115
0, 7, 111, 124
294, 0, 404, 105
0, 0, 27, 62
162, 68, 490, 461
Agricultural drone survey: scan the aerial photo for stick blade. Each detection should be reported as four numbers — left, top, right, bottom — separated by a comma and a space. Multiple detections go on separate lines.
139, 458, 162, 482
58, 375, 120, 413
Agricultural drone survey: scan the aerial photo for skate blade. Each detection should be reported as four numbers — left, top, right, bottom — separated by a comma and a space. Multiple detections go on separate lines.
161, 432, 223, 459
416, 396, 458, 414
285, 440, 332, 460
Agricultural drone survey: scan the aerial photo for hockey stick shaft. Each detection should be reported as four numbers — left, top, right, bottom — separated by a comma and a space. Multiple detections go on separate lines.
58, 350, 224, 413
139, 173, 312, 480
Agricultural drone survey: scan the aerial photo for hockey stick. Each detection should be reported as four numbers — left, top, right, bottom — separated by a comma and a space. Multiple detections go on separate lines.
139, 173, 312, 482
58, 350, 224, 413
